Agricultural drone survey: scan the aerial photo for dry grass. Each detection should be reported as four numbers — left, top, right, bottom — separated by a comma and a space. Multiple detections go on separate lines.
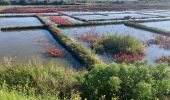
77, 27, 102, 44
147, 35, 170, 50
156, 56, 170, 65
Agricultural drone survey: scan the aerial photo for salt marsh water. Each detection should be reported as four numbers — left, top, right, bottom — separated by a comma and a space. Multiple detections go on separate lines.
62, 24, 170, 63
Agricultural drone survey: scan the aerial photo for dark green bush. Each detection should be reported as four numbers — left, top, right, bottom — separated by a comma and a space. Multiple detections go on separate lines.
81, 62, 170, 100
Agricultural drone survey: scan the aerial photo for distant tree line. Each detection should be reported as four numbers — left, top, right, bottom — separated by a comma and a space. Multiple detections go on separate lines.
0, 0, 138, 5
0, 0, 169, 5
0, 0, 80, 5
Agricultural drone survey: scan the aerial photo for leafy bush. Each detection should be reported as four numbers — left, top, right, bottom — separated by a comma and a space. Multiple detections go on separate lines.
81, 62, 170, 100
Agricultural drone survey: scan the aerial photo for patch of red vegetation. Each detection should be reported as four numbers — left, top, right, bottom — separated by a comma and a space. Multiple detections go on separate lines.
147, 35, 170, 50
47, 49, 64, 57
39, 36, 64, 57
77, 27, 102, 44
156, 56, 170, 65
49, 16, 73, 25
114, 53, 145, 63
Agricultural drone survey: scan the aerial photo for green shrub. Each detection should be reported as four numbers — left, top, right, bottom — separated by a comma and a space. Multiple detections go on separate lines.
81, 62, 170, 100
93, 35, 145, 55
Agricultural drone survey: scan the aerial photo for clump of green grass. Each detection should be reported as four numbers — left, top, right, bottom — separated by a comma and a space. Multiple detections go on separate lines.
92, 34, 145, 55
92, 34, 146, 63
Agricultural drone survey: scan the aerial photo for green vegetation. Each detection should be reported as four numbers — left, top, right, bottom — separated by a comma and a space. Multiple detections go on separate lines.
81, 62, 170, 100
93, 34, 145, 55
0, 59, 169, 100
0, 59, 83, 100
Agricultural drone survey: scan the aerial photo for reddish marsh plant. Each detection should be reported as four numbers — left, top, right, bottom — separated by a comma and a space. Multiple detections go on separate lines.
39, 36, 64, 57
77, 27, 103, 44
156, 56, 170, 65
49, 16, 73, 25
147, 35, 170, 50
46, 49, 64, 57
114, 53, 145, 63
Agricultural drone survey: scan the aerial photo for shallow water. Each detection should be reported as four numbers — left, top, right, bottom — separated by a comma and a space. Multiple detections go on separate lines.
142, 21, 170, 31
62, 16, 82, 23
0, 17, 42, 27
74, 13, 156, 21
140, 12, 170, 17
0, 29, 82, 68
62, 24, 170, 63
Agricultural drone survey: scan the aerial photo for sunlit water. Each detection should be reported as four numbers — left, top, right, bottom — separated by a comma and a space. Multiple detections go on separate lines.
142, 21, 170, 31
0, 17, 42, 27
74, 13, 156, 20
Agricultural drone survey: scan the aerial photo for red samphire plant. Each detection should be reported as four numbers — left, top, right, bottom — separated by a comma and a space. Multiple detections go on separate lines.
114, 53, 145, 63
39, 36, 64, 57
49, 16, 73, 25
156, 56, 170, 65
77, 27, 102, 44
47, 49, 64, 57
147, 35, 170, 50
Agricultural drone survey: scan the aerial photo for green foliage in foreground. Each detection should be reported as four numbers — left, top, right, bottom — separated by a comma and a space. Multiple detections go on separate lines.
93, 34, 146, 55
82, 63, 170, 100
0, 60, 169, 100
